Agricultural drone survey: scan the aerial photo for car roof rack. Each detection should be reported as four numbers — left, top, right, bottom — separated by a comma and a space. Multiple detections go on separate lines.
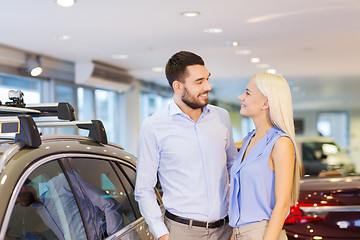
36, 120, 108, 144
0, 102, 75, 121
0, 90, 108, 146
15, 115, 42, 147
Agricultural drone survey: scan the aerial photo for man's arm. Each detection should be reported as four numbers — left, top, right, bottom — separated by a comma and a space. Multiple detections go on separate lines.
134, 120, 169, 239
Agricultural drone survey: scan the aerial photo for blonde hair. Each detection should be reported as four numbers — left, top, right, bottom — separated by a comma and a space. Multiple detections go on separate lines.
252, 72, 302, 206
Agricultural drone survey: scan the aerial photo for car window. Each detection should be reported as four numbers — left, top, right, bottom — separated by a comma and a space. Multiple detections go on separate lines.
7, 160, 87, 240
115, 162, 141, 218
65, 157, 136, 235
302, 144, 318, 161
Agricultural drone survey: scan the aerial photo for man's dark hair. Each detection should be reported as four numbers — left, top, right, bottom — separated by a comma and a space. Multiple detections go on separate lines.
165, 51, 205, 89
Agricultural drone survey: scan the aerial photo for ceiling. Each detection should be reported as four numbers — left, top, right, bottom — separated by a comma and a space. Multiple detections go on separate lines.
0, 0, 360, 110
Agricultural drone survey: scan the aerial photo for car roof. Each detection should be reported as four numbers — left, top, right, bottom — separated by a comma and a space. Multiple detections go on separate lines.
0, 134, 136, 174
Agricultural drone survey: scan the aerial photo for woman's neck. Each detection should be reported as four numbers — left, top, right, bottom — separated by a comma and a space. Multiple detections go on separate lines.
252, 115, 274, 139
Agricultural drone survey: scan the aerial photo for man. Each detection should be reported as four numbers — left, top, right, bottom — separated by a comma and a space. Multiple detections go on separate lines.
135, 51, 238, 240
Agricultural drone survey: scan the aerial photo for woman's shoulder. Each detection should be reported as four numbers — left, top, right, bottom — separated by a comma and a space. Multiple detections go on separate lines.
266, 126, 291, 145
269, 127, 294, 156
268, 126, 288, 137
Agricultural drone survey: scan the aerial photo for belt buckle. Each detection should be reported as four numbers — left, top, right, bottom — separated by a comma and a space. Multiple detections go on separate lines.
206, 222, 210, 229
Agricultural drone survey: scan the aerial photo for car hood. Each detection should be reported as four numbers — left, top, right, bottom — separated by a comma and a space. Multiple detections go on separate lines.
299, 176, 360, 205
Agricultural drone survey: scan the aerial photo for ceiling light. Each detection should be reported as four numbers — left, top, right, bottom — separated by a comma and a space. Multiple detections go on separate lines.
250, 57, 261, 63
112, 54, 128, 59
54, 35, 72, 40
152, 67, 164, 72
204, 28, 223, 33
235, 50, 251, 55
224, 41, 239, 47
256, 63, 270, 68
56, 0, 75, 7
27, 55, 43, 77
267, 69, 277, 74
181, 12, 200, 17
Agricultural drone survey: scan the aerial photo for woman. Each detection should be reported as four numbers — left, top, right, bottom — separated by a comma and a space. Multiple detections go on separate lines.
229, 72, 301, 240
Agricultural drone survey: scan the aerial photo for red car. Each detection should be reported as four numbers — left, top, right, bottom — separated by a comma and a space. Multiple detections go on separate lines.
284, 174, 360, 239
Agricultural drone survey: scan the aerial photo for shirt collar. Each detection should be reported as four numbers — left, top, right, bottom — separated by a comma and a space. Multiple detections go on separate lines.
169, 99, 210, 117
169, 99, 183, 116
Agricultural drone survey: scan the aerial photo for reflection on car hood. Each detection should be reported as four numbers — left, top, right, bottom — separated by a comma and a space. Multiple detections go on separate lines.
301, 176, 360, 191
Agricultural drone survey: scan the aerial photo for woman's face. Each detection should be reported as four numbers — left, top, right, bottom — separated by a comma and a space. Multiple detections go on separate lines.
238, 79, 268, 118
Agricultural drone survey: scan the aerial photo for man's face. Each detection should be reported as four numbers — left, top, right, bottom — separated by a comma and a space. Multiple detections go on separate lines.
180, 65, 211, 109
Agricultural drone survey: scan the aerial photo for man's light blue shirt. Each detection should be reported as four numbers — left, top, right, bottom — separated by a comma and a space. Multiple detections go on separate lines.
135, 100, 237, 239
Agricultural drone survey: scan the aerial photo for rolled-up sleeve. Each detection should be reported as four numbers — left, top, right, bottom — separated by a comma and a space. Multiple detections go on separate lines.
134, 119, 169, 239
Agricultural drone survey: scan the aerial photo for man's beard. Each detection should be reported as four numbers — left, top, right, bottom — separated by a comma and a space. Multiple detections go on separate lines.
182, 87, 209, 109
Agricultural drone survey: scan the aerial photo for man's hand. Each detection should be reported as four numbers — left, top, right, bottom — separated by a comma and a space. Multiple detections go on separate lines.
158, 233, 170, 240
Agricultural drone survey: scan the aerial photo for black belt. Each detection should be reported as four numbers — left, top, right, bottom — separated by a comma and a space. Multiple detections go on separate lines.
165, 210, 229, 229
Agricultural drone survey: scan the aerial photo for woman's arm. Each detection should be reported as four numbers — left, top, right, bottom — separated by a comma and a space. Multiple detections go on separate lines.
264, 136, 295, 240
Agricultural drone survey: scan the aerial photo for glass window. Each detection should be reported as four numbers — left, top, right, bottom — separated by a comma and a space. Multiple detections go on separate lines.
66, 157, 136, 235
317, 112, 349, 148
115, 162, 141, 218
78, 87, 94, 121
95, 89, 116, 143
78, 87, 95, 136
0, 73, 41, 104
55, 84, 75, 135
7, 161, 87, 240
55, 84, 74, 105
140, 93, 171, 124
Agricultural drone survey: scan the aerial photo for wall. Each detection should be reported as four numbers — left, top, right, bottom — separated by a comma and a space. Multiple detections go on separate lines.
124, 81, 141, 155
294, 110, 319, 137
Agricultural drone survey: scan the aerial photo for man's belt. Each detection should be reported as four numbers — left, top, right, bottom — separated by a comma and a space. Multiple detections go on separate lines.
165, 210, 229, 229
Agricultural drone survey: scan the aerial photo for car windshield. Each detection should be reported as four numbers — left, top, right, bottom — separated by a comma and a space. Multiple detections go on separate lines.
303, 141, 340, 158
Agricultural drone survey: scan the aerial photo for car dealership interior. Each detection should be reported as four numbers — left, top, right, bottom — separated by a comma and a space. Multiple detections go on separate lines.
1, 0, 360, 175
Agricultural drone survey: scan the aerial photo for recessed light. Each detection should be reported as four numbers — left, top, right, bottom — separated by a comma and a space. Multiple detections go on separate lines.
250, 58, 261, 63
152, 67, 164, 72
112, 54, 128, 59
256, 63, 270, 68
267, 69, 277, 74
235, 50, 251, 55
181, 12, 200, 17
54, 35, 72, 40
204, 28, 223, 34
224, 41, 239, 47
56, 0, 75, 7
